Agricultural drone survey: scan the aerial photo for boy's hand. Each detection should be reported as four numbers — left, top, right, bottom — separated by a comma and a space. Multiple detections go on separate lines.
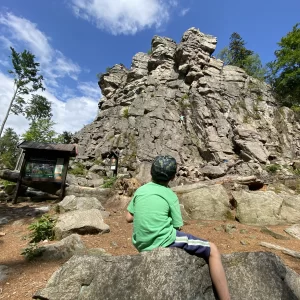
126, 211, 134, 223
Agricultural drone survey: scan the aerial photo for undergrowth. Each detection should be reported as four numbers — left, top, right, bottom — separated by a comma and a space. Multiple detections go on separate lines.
28, 214, 56, 243
102, 176, 117, 188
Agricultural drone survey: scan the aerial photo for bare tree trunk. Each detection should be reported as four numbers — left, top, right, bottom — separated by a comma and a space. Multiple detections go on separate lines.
0, 88, 18, 138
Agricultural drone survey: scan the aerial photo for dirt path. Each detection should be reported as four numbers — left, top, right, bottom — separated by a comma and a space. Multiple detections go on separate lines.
0, 202, 300, 300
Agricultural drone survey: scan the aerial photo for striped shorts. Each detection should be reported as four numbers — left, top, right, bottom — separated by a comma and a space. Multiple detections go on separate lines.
167, 230, 211, 261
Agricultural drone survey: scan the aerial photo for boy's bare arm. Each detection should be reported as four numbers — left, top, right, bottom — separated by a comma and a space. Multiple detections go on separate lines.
126, 211, 134, 223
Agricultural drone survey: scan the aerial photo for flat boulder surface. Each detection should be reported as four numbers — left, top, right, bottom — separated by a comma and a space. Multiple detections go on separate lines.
58, 195, 105, 213
54, 209, 110, 239
34, 248, 300, 300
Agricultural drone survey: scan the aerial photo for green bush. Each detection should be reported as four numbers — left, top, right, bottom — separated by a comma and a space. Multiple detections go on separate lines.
21, 243, 44, 261
28, 214, 56, 243
69, 162, 86, 175
102, 176, 117, 188
291, 105, 300, 113
266, 164, 281, 173
181, 94, 189, 100
0, 179, 12, 187
122, 108, 129, 118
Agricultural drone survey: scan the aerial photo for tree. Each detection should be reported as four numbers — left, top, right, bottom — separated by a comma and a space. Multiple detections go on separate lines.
0, 128, 20, 169
0, 47, 44, 138
56, 131, 74, 144
228, 32, 253, 68
242, 54, 266, 80
24, 95, 53, 122
267, 23, 300, 106
22, 118, 57, 143
217, 33, 266, 80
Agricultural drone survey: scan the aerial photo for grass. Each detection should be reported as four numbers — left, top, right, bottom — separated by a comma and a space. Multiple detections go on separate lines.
122, 108, 129, 118
266, 164, 281, 174
102, 176, 117, 188
0, 179, 13, 187
69, 162, 86, 176
21, 243, 44, 261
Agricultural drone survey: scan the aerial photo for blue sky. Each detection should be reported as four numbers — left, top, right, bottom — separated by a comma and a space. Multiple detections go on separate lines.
0, 0, 299, 135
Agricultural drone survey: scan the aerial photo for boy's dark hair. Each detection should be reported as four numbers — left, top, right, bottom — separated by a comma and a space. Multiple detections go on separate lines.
151, 155, 177, 182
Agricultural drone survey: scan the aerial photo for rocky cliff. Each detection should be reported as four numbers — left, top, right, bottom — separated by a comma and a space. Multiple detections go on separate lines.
74, 27, 300, 182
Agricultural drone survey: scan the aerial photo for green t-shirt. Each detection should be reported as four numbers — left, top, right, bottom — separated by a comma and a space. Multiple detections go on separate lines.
127, 182, 183, 252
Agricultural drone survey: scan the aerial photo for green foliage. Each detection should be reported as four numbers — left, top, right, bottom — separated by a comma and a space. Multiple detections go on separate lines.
0, 179, 13, 187
266, 23, 300, 106
179, 95, 190, 112
55, 131, 74, 144
242, 54, 266, 80
147, 49, 152, 55
0, 47, 44, 138
94, 157, 104, 165
293, 168, 300, 176
21, 243, 44, 261
28, 214, 56, 243
0, 128, 20, 169
122, 108, 129, 118
266, 164, 281, 173
217, 33, 266, 80
291, 105, 300, 113
181, 94, 189, 100
22, 118, 58, 143
24, 95, 52, 122
69, 162, 86, 175
228, 32, 253, 66
102, 176, 117, 188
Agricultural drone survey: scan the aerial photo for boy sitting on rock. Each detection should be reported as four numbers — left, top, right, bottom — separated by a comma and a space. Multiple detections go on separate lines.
126, 155, 230, 300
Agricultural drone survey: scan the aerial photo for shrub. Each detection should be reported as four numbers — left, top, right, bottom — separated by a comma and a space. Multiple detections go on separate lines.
147, 49, 152, 55
28, 214, 56, 243
266, 164, 281, 173
0, 179, 12, 187
291, 105, 300, 113
21, 243, 44, 261
69, 162, 86, 175
102, 176, 117, 188
122, 108, 129, 118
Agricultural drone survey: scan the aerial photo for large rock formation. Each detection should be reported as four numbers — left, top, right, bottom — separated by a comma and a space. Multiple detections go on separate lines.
74, 27, 300, 181
34, 248, 300, 300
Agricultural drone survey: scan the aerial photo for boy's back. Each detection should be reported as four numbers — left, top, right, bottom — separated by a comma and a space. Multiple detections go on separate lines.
127, 182, 183, 252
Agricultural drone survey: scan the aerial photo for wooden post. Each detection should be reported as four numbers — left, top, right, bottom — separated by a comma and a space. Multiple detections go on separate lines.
59, 157, 69, 200
12, 154, 27, 204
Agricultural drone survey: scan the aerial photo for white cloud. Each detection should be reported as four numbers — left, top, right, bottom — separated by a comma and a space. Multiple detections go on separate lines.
78, 81, 101, 98
0, 12, 81, 87
0, 35, 13, 49
0, 71, 98, 135
0, 72, 29, 135
70, 0, 176, 35
0, 13, 99, 137
42, 90, 98, 133
0, 59, 9, 68
179, 8, 190, 16
51, 95, 98, 133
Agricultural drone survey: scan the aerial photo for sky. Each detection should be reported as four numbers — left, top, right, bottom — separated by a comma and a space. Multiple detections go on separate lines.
0, 0, 299, 136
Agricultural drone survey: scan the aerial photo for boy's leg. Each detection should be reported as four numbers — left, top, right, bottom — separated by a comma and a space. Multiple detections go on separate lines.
168, 231, 230, 300
208, 242, 230, 300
